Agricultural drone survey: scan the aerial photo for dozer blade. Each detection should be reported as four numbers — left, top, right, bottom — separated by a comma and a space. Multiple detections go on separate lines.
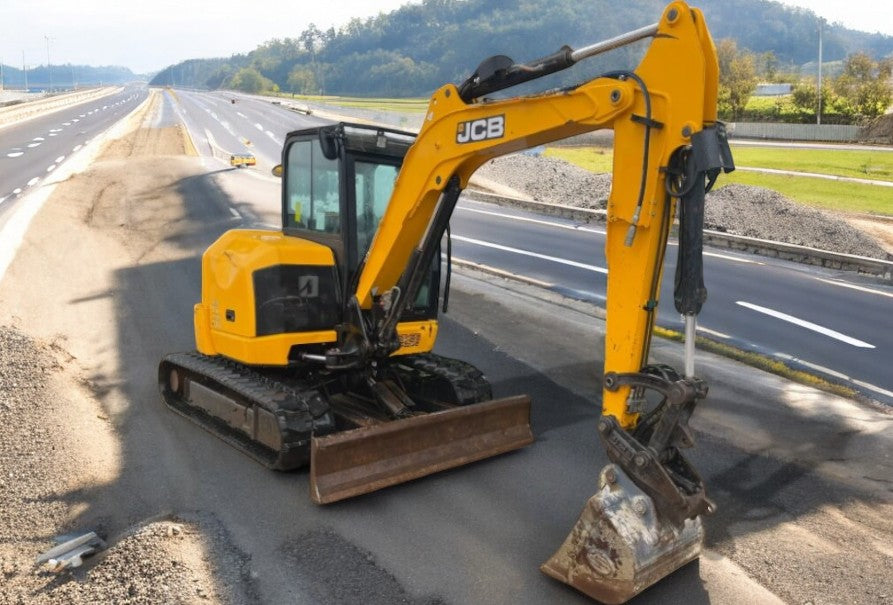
310, 395, 532, 504
541, 464, 702, 604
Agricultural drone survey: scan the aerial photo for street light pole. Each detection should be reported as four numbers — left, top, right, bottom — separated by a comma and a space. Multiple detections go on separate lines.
45, 35, 52, 93
817, 18, 824, 125
22, 51, 28, 92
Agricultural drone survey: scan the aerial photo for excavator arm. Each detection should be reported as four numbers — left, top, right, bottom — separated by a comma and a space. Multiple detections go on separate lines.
343, 2, 733, 602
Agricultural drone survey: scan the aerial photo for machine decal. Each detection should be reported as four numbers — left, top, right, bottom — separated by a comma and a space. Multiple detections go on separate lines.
456, 115, 505, 143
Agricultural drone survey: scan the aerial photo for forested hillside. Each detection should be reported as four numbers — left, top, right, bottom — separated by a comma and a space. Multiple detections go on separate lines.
150, 0, 893, 97
0, 64, 138, 89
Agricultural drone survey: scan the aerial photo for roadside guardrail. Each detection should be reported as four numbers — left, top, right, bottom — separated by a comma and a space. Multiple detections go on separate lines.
463, 188, 893, 280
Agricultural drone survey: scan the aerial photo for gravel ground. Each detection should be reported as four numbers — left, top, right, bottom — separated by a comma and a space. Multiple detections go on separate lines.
473, 153, 891, 259
0, 327, 255, 604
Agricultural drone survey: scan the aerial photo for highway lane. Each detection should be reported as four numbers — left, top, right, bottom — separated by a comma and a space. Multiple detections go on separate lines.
164, 88, 892, 405
0, 85, 147, 224
450, 200, 893, 404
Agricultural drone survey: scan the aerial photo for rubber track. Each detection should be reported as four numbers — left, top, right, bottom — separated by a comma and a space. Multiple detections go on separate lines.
159, 352, 335, 470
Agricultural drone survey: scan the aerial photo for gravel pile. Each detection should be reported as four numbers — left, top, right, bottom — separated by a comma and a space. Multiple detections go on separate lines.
473, 153, 889, 259
705, 184, 888, 258
0, 326, 255, 604
475, 154, 613, 208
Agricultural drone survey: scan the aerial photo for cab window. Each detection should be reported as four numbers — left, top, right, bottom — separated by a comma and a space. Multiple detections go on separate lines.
354, 160, 399, 259
285, 139, 341, 233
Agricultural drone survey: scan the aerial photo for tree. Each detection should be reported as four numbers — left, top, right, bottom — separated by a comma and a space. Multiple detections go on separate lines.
287, 66, 317, 95
716, 39, 757, 120
228, 67, 274, 93
833, 52, 893, 119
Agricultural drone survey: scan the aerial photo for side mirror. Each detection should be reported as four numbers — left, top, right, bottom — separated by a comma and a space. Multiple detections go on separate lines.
272, 164, 283, 178
319, 129, 339, 160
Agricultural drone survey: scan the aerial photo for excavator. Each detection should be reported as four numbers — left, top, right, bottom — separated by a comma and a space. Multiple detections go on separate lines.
158, 2, 733, 601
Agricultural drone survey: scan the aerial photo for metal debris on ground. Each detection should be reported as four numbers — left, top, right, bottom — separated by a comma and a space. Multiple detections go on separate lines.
36, 531, 106, 572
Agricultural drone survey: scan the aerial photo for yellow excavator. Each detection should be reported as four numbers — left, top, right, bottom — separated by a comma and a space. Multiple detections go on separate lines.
159, 2, 733, 601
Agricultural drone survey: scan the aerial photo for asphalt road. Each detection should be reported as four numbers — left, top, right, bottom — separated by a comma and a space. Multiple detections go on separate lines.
449, 201, 893, 405
0, 85, 146, 226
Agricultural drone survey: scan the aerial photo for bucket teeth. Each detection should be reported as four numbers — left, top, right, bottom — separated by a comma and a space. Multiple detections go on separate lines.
541, 464, 702, 604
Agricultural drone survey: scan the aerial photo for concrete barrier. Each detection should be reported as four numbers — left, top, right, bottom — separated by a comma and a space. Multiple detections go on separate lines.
0, 87, 120, 129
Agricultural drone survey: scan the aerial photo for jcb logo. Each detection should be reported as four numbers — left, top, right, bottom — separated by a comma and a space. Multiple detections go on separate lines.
456, 115, 505, 144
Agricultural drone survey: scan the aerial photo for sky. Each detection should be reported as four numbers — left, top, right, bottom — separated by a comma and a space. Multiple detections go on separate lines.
1, 0, 891, 75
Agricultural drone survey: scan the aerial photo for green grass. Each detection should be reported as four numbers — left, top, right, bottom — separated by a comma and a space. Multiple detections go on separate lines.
719, 171, 892, 215
730, 147, 893, 182
544, 146, 893, 216
543, 147, 614, 173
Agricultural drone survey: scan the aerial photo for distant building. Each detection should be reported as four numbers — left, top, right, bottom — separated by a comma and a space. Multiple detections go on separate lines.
754, 83, 793, 96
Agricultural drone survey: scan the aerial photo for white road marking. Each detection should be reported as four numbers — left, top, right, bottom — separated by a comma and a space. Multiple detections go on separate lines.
0, 196, 6, 206
229, 208, 241, 219
79, 114, 86, 118
27, 177, 39, 187
72, 118, 79, 123
27, 143, 41, 148
452, 235, 608, 274
46, 165, 56, 173
814, 277, 893, 300
63, 122, 71, 126
33, 137, 45, 141
237, 112, 247, 118
736, 301, 874, 348
13, 188, 22, 195
50, 128, 62, 132
6, 152, 24, 158
459, 206, 605, 234
49, 133, 58, 137
73, 144, 83, 152
254, 123, 264, 131
55, 155, 66, 163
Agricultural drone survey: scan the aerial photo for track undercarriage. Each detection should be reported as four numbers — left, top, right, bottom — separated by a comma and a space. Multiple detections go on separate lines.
158, 352, 532, 502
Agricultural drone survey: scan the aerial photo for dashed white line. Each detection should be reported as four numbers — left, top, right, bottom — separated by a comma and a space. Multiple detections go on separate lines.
13, 188, 22, 195
46, 165, 56, 173
27, 143, 41, 148
33, 137, 45, 141
0, 196, 6, 206
55, 155, 66, 163
452, 235, 608, 274
254, 123, 264, 131
6, 152, 24, 158
73, 144, 83, 152
237, 112, 247, 118
229, 208, 241, 219
63, 122, 71, 126
736, 301, 874, 348
27, 177, 39, 187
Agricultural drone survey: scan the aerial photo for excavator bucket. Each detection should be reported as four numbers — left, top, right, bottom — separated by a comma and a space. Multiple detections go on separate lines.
310, 395, 533, 504
541, 464, 703, 604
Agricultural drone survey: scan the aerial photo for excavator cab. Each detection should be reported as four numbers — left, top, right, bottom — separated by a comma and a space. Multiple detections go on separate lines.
280, 123, 439, 325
